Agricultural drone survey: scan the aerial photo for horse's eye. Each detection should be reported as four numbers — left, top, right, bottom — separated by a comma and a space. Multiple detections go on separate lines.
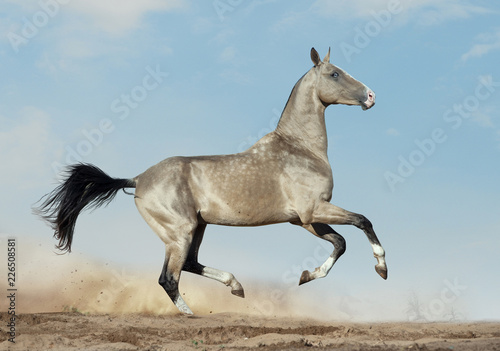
331, 72, 339, 78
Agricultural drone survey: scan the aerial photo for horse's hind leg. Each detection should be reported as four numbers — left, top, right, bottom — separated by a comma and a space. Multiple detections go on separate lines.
296, 223, 346, 285
158, 241, 193, 314
135, 199, 196, 314
183, 223, 245, 297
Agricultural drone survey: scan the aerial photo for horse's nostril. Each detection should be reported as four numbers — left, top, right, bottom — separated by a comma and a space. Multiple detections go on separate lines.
367, 91, 375, 102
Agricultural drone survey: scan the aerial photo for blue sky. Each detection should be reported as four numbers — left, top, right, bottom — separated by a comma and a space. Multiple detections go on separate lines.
1, 0, 499, 320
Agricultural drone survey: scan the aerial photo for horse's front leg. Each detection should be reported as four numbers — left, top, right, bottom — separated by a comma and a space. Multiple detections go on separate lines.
294, 223, 346, 285
311, 202, 388, 280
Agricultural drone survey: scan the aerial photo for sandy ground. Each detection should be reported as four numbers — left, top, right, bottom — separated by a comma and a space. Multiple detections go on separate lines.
2, 243, 499, 350
1, 312, 499, 351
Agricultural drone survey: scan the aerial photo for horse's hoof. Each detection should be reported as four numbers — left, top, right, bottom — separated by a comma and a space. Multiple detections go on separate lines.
231, 289, 245, 298
299, 270, 312, 285
375, 264, 388, 280
178, 305, 194, 315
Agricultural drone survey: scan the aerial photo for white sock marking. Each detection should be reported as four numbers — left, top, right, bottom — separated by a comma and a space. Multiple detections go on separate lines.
372, 244, 385, 257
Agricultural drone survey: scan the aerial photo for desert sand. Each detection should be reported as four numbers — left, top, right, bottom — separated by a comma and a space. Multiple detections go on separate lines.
2, 243, 499, 350
1, 311, 500, 351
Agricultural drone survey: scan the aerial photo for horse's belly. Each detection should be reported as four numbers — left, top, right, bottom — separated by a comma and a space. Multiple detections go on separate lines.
200, 200, 297, 226
195, 181, 296, 226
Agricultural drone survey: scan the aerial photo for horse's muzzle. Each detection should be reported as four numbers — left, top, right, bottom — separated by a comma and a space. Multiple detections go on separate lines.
361, 89, 376, 110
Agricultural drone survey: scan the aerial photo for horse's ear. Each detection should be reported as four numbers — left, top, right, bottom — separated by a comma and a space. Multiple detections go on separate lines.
323, 47, 331, 63
311, 47, 321, 66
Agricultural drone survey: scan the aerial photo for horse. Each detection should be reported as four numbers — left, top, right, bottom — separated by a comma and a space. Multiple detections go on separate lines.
35, 48, 387, 315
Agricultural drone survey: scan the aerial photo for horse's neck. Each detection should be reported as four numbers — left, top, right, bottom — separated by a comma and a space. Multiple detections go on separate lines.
275, 71, 328, 160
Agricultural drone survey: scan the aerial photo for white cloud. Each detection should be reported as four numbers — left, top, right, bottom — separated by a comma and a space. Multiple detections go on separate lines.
414, 1, 492, 26
471, 107, 495, 129
56, 0, 187, 61
65, 0, 187, 36
461, 29, 500, 62
270, 11, 306, 35
386, 128, 400, 136
312, 0, 392, 19
311, 0, 493, 26
3, 0, 186, 69
468, 104, 500, 151
208, 27, 237, 46
220, 68, 253, 85
219, 46, 237, 62
2, 0, 187, 38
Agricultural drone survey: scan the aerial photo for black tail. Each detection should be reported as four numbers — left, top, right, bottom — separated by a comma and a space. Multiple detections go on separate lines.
34, 163, 136, 253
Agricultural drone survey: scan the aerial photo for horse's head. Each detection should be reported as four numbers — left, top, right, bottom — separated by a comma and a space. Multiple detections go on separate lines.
310, 47, 375, 110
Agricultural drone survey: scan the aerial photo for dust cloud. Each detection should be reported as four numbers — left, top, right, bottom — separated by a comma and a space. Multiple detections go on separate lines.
2, 239, 403, 321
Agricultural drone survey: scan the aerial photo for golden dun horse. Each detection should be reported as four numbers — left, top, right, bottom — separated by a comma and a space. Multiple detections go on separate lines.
36, 48, 387, 315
